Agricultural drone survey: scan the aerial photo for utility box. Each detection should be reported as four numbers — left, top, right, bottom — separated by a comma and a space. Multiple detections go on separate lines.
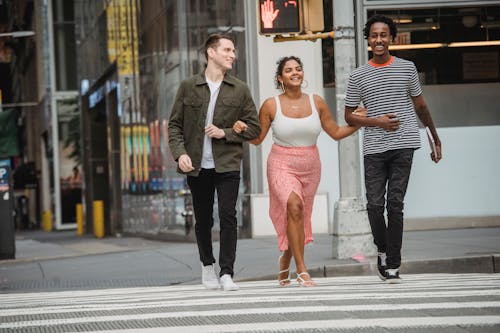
0, 164, 15, 259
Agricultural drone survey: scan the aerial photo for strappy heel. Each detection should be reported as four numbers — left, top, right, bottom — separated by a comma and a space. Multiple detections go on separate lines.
296, 272, 316, 287
278, 254, 291, 287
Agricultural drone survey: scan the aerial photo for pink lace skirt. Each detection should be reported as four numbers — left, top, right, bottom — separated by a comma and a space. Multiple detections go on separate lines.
267, 144, 321, 251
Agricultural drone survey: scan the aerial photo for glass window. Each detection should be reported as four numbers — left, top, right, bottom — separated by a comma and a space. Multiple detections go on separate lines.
368, 6, 500, 85
119, 0, 249, 235
53, 0, 77, 91
365, 5, 500, 128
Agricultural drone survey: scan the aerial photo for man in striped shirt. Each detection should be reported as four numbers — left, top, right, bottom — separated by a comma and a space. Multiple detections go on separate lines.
345, 14, 442, 283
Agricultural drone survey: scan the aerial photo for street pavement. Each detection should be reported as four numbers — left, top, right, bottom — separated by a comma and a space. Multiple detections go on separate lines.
0, 227, 499, 292
1, 273, 499, 332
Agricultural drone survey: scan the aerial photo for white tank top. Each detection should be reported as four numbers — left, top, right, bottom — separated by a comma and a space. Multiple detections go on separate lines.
271, 94, 322, 147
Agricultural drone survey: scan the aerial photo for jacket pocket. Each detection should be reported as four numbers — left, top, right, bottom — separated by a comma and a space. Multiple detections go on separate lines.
221, 97, 240, 108
183, 96, 202, 110
217, 98, 240, 125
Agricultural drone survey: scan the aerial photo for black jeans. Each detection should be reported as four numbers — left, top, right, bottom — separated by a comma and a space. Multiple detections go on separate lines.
187, 169, 240, 277
364, 148, 414, 269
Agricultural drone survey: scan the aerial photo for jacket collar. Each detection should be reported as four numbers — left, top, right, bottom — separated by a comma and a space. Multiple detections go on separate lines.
194, 72, 236, 86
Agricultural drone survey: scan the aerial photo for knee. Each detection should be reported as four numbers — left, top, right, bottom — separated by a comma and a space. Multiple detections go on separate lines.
218, 209, 237, 222
367, 203, 384, 215
387, 200, 404, 215
287, 200, 304, 223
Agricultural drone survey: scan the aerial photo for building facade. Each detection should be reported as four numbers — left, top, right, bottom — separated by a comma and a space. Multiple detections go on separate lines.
71, 0, 500, 243
355, 0, 500, 229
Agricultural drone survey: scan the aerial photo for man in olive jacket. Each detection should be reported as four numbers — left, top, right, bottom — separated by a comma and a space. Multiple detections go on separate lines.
168, 34, 260, 291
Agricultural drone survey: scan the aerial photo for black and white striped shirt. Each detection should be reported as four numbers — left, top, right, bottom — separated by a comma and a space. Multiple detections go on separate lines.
345, 56, 422, 155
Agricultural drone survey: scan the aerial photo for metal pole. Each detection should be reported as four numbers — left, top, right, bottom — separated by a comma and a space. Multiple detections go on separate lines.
332, 0, 375, 259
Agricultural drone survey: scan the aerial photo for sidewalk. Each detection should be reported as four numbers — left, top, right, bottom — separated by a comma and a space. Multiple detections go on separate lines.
1, 227, 499, 291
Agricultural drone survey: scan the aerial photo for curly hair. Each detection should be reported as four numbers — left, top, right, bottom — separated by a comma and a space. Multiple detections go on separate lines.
274, 56, 303, 90
363, 14, 397, 42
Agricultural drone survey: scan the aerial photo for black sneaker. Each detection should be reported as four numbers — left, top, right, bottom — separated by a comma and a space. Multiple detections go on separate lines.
377, 252, 387, 281
385, 268, 402, 284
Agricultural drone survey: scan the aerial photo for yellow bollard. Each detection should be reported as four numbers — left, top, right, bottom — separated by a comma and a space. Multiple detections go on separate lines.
76, 204, 84, 236
93, 200, 105, 238
42, 210, 52, 232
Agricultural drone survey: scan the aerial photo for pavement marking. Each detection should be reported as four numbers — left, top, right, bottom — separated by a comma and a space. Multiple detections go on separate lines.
2, 302, 500, 329
68, 316, 500, 333
2, 286, 500, 314
1, 273, 499, 332
2, 273, 500, 314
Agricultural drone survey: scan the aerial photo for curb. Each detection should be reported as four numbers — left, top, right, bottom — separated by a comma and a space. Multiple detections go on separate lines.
240, 255, 500, 282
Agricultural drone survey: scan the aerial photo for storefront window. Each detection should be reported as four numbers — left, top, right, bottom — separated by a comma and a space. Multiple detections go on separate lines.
56, 95, 80, 225
118, 0, 248, 236
363, 5, 500, 128
368, 6, 500, 85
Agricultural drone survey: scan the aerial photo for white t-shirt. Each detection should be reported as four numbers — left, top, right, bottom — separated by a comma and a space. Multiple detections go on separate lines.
201, 78, 222, 168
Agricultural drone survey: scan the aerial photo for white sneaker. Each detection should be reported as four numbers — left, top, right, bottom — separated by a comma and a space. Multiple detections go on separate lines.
201, 264, 220, 290
220, 274, 239, 291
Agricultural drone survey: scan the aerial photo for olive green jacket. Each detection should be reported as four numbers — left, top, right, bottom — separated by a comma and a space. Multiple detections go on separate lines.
168, 73, 261, 176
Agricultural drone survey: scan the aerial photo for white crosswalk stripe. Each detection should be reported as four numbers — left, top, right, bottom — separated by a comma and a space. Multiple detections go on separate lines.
1, 273, 499, 332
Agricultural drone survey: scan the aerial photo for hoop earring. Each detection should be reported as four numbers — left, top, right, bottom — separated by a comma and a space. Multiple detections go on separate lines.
301, 79, 309, 89
280, 81, 285, 92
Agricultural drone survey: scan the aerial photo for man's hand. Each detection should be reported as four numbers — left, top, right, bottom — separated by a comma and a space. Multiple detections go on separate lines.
377, 113, 400, 131
261, 0, 279, 28
232, 120, 248, 134
205, 124, 225, 139
178, 154, 195, 172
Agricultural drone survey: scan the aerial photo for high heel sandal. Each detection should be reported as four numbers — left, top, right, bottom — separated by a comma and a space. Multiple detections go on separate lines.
278, 255, 291, 287
296, 272, 316, 287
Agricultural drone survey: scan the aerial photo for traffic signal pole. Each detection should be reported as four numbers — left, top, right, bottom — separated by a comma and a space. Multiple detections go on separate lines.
332, 0, 375, 259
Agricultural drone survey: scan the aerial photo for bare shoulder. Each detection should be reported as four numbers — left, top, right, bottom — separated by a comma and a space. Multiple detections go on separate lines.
311, 94, 328, 113
260, 97, 277, 116
262, 96, 277, 107
311, 93, 326, 104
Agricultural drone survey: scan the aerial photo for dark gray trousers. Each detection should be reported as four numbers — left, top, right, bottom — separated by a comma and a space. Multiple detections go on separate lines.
364, 148, 415, 269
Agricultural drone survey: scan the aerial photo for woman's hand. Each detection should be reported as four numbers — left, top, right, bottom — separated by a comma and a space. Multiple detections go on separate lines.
352, 107, 367, 117
349, 107, 367, 129
232, 120, 248, 134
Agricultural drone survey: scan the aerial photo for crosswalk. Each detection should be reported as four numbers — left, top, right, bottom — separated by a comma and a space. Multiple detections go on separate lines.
1, 273, 500, 332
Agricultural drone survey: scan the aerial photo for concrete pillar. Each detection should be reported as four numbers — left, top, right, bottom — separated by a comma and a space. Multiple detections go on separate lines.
332, 0, 375, 258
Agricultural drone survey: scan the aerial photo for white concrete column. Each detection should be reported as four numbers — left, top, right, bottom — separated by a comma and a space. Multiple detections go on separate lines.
332, 0, 375, 258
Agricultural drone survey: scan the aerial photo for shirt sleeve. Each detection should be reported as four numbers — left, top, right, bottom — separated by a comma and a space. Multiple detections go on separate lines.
345, 72, 361, 108
168, 81, 187, 161
409, 62, 422, 97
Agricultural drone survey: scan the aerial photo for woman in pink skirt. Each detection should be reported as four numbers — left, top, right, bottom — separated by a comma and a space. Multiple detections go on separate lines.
234, 56, 364, 287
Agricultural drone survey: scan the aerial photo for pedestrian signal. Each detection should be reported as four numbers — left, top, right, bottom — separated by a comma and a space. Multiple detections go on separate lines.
259, 0, 302, 35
